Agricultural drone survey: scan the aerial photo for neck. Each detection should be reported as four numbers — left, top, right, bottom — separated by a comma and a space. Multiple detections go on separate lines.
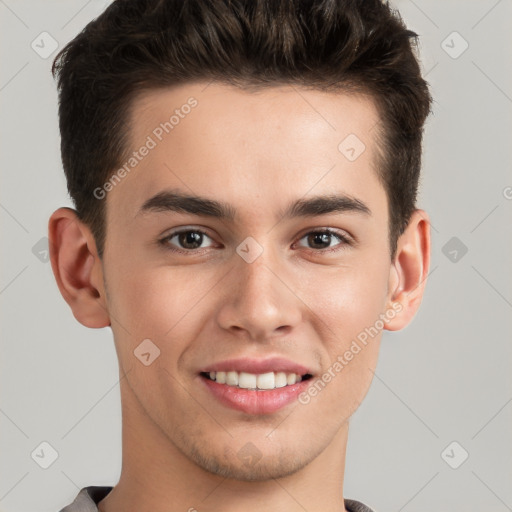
98, 370, 350, 512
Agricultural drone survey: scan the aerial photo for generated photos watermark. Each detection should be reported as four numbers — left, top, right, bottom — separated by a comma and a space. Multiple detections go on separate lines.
93, 96, 198, 200
298, 301, 403, 405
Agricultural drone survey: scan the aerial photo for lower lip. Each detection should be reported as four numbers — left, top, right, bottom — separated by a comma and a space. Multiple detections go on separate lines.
199, 374, 312, 415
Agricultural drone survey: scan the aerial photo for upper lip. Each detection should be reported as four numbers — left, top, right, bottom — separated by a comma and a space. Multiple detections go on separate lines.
199, 357, 313, 376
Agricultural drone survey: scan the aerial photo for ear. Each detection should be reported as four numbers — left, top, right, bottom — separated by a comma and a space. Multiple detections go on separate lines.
384, 209, 430, 331
48, 207, 110, 328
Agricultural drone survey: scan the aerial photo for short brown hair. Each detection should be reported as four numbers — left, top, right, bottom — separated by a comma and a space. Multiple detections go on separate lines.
52, 0, 433, 259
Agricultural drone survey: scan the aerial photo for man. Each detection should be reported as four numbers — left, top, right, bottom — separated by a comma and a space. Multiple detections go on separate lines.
49, 1, 432, 511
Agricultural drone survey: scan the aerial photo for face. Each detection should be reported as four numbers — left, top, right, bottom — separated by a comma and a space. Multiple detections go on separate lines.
101, 82, 395, 480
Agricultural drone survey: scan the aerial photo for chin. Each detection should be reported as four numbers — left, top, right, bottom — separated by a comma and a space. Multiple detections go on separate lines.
181, 435, 313, 482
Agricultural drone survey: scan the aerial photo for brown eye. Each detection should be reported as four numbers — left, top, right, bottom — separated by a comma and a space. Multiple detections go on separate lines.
177, 231, 204, 249
297, 229, 350, 251
307, 232, 332, 249
161, 229, 214, 251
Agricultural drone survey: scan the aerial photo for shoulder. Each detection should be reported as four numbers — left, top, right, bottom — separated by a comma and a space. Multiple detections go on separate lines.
58, 486, 113, 512
345, 498, 378, 512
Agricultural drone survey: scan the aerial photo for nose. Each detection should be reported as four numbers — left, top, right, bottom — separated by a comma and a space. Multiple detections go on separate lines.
215, 245, 302, 341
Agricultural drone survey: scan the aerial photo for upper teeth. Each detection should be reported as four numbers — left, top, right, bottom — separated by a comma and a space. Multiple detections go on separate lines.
208, 371, 302, 390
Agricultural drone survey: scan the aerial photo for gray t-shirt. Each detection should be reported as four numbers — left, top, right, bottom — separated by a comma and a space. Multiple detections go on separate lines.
59, 486, 377, 512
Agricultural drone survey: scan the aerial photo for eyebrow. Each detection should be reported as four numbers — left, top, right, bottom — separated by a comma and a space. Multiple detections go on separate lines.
137, 188, 371, 221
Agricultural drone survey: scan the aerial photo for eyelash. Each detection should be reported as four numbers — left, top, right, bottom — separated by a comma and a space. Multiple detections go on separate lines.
158, 227, 352, 255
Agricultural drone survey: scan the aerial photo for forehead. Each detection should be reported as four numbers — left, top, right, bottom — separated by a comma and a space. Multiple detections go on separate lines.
108, 81, 384, 222
131, 82, 380, 149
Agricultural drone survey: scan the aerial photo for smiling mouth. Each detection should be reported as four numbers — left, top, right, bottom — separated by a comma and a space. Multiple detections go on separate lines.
200, 370, 313, 391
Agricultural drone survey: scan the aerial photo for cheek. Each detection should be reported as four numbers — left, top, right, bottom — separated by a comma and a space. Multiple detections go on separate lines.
300, 260, 390, 343
113, 265, 215, 339
297, 265, 388, 414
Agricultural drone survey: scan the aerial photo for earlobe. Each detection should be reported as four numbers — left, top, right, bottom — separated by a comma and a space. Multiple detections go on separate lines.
384, 209, 431, 331
48, 207, 110, 328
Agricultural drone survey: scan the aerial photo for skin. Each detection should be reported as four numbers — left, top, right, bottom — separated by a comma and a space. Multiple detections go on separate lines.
49, 82, 430, 512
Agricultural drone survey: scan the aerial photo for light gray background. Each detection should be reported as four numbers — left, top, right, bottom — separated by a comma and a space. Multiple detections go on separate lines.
1, 1, 511, 511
